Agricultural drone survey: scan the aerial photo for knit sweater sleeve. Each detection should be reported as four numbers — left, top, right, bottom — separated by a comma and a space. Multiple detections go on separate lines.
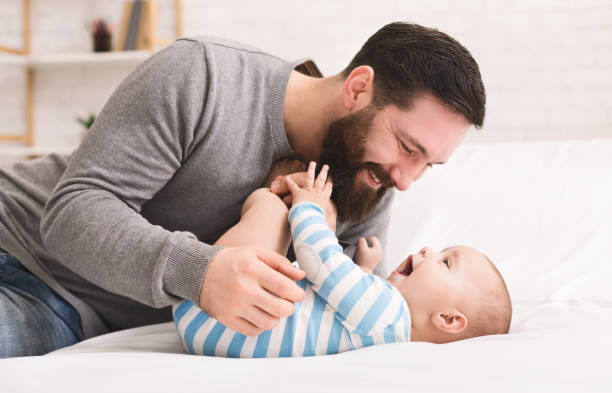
288, 202, 410, 338
40, 39, 220, 307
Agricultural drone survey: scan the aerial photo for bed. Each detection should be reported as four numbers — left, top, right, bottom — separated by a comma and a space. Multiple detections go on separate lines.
2, 137, 611, 392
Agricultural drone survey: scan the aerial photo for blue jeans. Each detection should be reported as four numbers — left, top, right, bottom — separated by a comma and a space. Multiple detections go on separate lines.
0, 249, 83, 358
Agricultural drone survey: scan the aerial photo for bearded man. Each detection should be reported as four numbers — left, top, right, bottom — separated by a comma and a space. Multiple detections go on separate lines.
0, 22, 485, 357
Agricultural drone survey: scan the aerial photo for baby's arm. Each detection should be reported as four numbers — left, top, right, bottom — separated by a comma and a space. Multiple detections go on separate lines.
289, 202, 408, 338
286, 163, 409, 338
214, 188, 292, 255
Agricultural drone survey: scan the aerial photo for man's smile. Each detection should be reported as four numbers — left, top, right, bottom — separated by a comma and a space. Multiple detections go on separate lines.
356, 164, 393, 192
365, 168, 382, 189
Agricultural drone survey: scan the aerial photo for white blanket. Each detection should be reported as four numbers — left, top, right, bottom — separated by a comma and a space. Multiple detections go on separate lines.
2, 138, 611, 393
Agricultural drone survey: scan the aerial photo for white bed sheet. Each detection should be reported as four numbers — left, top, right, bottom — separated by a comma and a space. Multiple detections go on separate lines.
2, 138, 612, 393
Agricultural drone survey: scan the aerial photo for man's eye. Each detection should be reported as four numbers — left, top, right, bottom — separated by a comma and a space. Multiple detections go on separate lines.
400, 140, 413, 154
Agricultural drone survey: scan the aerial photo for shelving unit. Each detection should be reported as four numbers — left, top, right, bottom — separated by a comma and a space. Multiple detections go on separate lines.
0, 0, 183, 158
0, 145, 75, 159
0, 54, 27, 66
28, 51, 152, 67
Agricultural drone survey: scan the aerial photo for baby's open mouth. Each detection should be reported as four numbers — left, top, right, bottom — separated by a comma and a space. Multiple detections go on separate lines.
398, 255, 413, 276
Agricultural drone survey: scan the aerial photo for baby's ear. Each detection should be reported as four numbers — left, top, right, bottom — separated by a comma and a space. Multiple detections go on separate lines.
431, 310, 467, 334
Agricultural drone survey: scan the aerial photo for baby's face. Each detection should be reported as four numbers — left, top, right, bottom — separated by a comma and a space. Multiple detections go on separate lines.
386, 245, 492, 316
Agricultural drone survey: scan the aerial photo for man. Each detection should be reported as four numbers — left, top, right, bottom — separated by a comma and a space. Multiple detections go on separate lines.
0, 22, 485, 357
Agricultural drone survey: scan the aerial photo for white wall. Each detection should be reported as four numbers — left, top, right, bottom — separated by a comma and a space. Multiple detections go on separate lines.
1, 0, 611, 161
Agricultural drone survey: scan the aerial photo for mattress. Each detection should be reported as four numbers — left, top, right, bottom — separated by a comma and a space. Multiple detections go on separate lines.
2, 138, 611, 393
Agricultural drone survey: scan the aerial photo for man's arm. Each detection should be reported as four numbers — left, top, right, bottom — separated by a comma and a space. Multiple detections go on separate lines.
41, 40, 211, 307
40, 40, 304, 336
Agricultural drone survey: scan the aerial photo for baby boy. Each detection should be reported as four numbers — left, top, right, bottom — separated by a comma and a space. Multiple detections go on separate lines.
173, 161, 512, 357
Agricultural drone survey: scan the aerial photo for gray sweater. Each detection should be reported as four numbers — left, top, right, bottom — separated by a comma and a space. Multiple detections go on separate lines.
0, 37, 394, 339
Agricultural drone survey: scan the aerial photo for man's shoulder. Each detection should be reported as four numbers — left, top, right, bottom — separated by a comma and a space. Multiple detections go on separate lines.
176, 35, 284, 61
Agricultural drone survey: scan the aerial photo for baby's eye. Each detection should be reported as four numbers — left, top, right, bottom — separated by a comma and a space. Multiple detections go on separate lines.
442, 258, 450, 268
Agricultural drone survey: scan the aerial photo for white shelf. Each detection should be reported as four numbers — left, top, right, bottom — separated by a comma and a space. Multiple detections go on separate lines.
0, 50, 151, 67
0, 53, 27, 65
0, 144, 75, 157
30, 50, 151, 67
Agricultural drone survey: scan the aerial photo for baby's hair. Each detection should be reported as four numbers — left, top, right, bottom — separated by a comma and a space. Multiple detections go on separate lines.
463, 256, 512, 339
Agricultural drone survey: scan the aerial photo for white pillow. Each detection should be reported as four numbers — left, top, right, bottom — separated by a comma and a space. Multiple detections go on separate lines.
383, 138, 612, 307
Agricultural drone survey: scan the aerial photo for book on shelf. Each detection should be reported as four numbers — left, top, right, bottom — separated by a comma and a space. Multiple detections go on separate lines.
115, 1, 132, 50
124, 0, 142, 50
116, 1, 158, 51
136, 0, 158, 50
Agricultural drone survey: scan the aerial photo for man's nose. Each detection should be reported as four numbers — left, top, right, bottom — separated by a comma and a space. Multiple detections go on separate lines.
389, 167, 412, 191
390, 162, 427, 191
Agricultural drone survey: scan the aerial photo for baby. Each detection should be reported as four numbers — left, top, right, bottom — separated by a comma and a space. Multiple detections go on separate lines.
173, 161, 512, 357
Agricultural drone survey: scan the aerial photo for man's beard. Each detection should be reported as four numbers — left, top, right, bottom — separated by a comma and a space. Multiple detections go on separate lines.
318, 105, 394, 224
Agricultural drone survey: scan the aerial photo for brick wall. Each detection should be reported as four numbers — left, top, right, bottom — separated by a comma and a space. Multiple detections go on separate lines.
1, 0, 611, 162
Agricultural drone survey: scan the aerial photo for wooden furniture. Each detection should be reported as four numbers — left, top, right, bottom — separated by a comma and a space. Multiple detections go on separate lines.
0, 0, 33, 147
0, 0, 183, 155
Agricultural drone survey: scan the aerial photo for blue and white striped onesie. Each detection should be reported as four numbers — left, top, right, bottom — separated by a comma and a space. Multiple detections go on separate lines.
172, 202, 411, 357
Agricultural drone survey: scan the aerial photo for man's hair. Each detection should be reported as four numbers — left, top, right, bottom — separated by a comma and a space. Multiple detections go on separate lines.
342, 22, 486, 128
464, 258, 512, 339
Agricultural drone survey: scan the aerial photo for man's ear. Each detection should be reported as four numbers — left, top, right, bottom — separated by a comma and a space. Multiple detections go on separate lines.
342, 65, 374, 113
431, 310, 468, 334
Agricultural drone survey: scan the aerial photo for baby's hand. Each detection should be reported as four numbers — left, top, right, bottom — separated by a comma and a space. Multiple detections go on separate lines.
285, 161, 333, 210
355, 236, 382, 274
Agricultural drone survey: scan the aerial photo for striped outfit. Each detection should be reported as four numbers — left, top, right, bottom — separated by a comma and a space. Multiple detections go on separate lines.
173, 202, 410, 357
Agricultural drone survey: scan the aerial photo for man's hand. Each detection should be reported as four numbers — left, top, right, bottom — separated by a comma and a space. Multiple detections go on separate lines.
355, 236, 382, 274
199, 246, 305, 336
